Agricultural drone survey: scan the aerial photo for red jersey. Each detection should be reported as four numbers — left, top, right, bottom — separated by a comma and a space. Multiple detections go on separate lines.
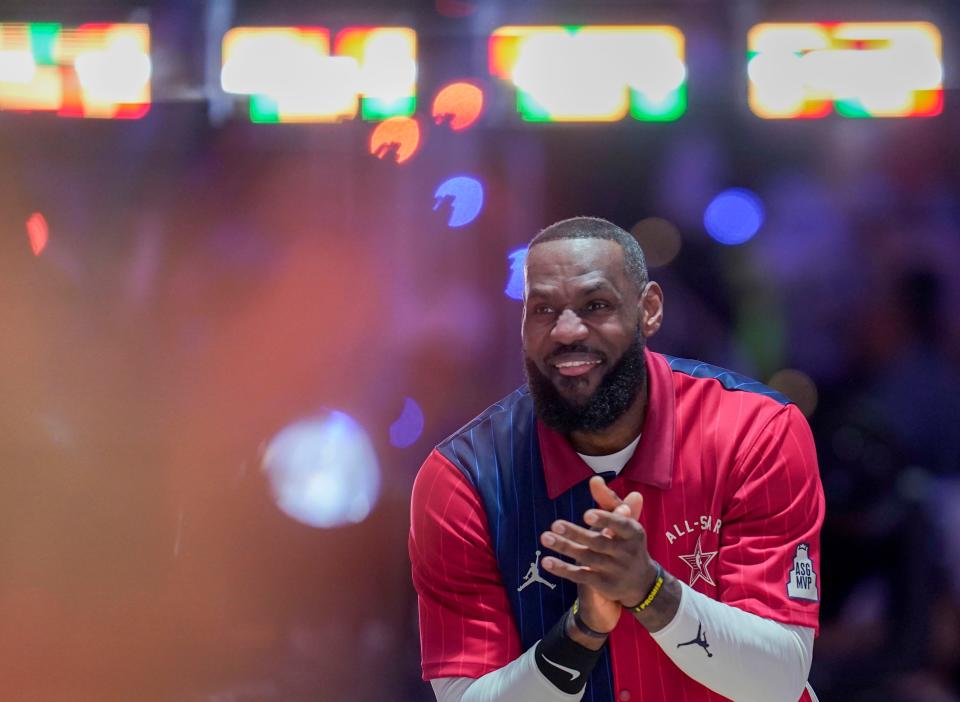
409, 349, 824, 701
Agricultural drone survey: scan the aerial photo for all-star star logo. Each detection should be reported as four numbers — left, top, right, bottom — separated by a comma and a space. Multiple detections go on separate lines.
678, 534, 718, 587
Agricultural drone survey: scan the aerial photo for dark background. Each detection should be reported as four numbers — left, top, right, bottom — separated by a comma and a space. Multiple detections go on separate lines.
0, 1, 958, 700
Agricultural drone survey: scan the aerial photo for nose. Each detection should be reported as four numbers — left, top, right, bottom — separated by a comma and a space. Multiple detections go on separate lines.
551, 308, 588, 344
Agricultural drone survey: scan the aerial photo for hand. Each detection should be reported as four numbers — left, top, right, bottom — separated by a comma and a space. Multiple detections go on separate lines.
540, 476, 656, 611
540, 477, 644, 634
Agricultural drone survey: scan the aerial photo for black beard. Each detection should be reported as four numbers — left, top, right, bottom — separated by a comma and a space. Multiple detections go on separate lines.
524, 333, 647, 434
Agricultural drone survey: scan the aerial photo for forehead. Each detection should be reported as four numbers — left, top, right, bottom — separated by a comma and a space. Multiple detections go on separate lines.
525, 238, 628, 291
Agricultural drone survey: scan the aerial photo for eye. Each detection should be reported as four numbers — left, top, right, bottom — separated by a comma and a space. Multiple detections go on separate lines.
585, 300, 610, 312
532, 304, 555, 315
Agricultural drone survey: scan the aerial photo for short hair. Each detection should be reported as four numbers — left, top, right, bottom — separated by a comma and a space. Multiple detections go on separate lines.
529, 216, 649, 291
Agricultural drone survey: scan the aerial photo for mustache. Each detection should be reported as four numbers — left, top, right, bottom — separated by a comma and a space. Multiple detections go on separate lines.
545, 343, 607, 364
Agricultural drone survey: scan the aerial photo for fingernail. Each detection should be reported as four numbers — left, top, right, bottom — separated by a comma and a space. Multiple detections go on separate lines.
542, 533, 555, 546
584, 511, 597, 524
554, 523, 565, 534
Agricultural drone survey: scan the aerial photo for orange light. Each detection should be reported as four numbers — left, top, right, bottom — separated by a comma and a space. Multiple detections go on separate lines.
25, 212, 48, 256
431, 81, 483, 130
368, 116, 421, 164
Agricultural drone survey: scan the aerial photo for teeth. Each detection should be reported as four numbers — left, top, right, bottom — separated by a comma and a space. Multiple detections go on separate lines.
555, 360, 600, 368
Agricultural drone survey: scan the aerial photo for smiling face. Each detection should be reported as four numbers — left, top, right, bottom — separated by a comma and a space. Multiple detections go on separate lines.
522, 237, 661, 434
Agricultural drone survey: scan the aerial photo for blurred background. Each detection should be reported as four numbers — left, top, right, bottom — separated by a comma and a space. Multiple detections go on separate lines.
0, 0, 958, 700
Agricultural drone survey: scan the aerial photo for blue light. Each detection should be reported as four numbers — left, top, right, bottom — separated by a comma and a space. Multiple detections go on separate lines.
504, 247, 527, 300
433, 175, 484, 228
703, 188, 765, 245
389, 397, 425, 448
262, 410, 380, 528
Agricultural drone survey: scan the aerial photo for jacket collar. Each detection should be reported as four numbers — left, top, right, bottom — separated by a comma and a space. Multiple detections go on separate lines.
538, 347, 675, 499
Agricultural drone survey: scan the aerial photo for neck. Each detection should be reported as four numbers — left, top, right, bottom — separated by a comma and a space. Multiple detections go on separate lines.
568, 377, 647, 455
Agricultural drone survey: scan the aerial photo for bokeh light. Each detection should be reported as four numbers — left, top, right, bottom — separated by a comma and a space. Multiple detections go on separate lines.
747, 22, 943, 119
369, 116, 421, 163
74, 32, 151, 104
703, 188, 764, 245
389, 397, 424, 448
25, 212, 48, 256
262, 410, 381, 528
767, 369, 819, 417
504, 247, 528, 300
334, 27, 417, 120
433, 175, 484, 227
0, 22, 151, 118
630, 217, 681, 267
221, 27, 356, 122
431, 81, 484, 130
221, 26, 417, 122
489, 25, 686, 122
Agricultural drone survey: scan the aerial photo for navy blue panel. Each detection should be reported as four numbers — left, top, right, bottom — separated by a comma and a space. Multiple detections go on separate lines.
664, 355, 792, 405
437, 387, 614, 700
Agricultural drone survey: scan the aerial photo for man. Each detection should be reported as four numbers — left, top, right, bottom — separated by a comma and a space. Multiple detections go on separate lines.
409, 217, 824, 701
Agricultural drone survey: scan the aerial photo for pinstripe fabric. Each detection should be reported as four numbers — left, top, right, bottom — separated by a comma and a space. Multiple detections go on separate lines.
411, 350, 823, 701
436, 387, 616, 700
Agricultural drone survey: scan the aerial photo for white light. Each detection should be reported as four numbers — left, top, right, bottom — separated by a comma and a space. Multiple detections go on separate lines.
621, 35, 686, 97
801, 47, 933, 114
747, 52, 806, 116
360, 56, 416, 102
355, 30, 416, 103
512, 33, 629, 119
222, 35, 352, 96
0, 50, 36, 83
74, 35, 151, 102
751, 25, 829, 54
626, 54, 686, 100
748, 22, 943, 118
275, 56, 360, 118
262, 411, 381, 528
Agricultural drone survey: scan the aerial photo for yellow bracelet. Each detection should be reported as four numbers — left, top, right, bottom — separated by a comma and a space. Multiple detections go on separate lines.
626, 563, 665, 613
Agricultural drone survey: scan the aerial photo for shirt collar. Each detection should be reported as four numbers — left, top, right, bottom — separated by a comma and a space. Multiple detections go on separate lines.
538, 347, 676, 499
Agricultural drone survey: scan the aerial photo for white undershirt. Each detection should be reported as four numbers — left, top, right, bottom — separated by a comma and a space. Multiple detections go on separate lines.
431, 584, 816, 702
576, 434, 640, 475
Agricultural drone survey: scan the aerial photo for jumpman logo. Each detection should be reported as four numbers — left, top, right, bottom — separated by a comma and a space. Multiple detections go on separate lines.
518, 550, 556, 591
677, 623, 713, 657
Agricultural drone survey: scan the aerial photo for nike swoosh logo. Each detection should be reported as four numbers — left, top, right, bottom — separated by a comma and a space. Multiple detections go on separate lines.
541, 653, 580, 681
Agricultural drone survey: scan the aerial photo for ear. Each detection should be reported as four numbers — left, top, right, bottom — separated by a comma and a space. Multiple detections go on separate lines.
638, 282, 664, 338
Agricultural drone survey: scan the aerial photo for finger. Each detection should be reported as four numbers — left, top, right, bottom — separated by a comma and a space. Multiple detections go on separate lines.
548, 520, 623, 554
589, 475, 623, 512
540, 529, 619, 565
582, 510, 644, 540
540, 556, 602, 586
623, 492, 644, 520
606, 503, 632, 537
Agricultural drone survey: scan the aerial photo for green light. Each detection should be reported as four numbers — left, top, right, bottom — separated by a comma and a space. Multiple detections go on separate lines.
835, 98, 871, 118
249, 94, 279, 123
630, 87, 686, 121
516, 91, 552, 122
361, 95, 416, 120
29, 23, 60, 66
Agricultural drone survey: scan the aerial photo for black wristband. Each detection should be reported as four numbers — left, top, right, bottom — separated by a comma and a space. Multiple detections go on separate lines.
534, 611, 604, 694
571, 600, 608, 639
